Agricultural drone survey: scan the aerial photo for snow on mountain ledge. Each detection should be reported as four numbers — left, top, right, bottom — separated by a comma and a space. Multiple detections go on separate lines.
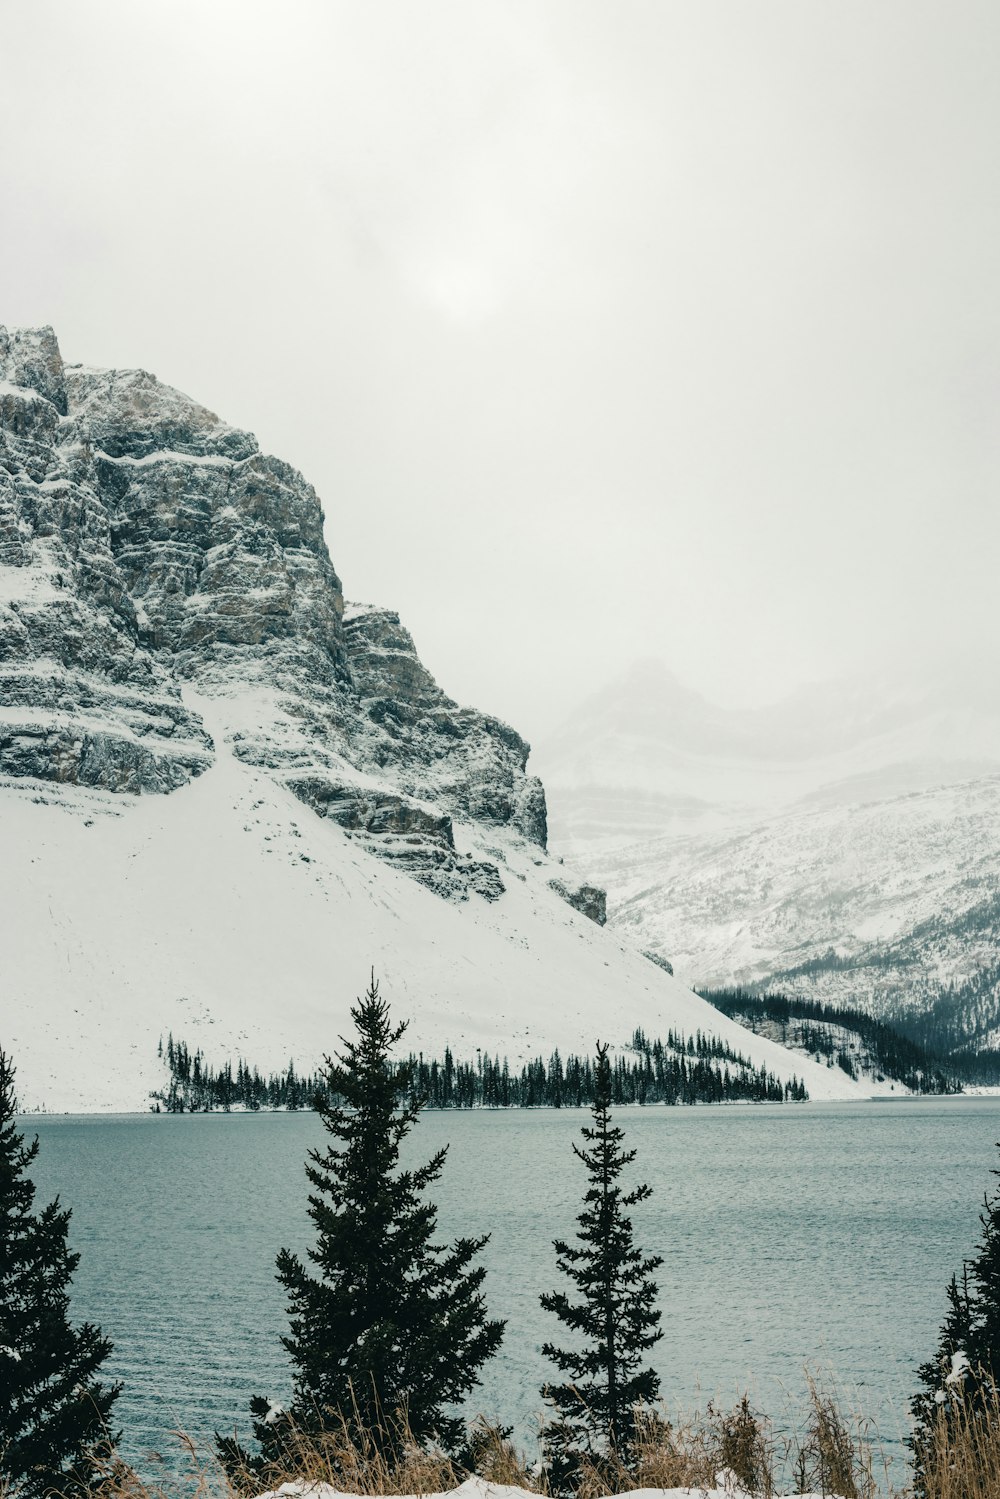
0, 326, 875, 1110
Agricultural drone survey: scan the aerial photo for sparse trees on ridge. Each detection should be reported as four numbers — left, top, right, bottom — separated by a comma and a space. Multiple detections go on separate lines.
0, 1049, 121, 1499
218, 973, 505, 1485
539, 1041, 663, 1492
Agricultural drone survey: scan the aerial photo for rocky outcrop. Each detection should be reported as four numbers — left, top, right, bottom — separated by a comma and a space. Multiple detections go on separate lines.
0, 324, 547, 898
549, 879, 608, 926
285, 773, 504, 900
0, 325, 67, 414
342, 604, 548, 844
643, 949, 674, 976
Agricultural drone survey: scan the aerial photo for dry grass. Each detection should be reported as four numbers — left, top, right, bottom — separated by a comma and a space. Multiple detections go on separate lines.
532, 1384, 894, 1498
786, 1378, 884, 1499
911, 1377, 1000, 1499
629, 1406, 718, 1490
75, 1421, 460, 1499
222, 1411, 459, 1498
463, 1418, 543, 1491
570, 1407, 717, 1497
707, 1393, 777, 1498
82, 1432, 221, 1499
533, 1393, 777, 1498
40, 1379, 1000, 1499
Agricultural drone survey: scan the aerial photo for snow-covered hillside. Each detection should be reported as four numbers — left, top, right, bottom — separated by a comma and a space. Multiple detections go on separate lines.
0, 325, 858, 1110
3, 700, 868, 1111
598, 774, 1000, 1012
537, 662, 1000, 1016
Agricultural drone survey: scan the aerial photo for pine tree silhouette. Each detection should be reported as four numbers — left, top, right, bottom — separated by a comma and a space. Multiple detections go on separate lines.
0, 1049, 121, 1498
911, 1145, 1000, 1492
218, 974, 504, 1482
540, 1041, 663, 1491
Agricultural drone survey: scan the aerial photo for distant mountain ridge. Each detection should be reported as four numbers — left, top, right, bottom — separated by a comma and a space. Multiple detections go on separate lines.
538, 661, 1000, 1027
1, 325, 870, 1111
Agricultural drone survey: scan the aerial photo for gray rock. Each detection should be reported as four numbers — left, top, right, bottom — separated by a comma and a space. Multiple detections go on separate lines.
0, 325, 68, 414
643, 950, 674, 976
548, 879, 608, 926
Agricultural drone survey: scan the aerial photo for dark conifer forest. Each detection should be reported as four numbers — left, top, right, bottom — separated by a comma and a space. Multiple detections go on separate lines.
699, 988, 960, 1093
152, 1028, 807, 1113
889, 964, 1000, 1083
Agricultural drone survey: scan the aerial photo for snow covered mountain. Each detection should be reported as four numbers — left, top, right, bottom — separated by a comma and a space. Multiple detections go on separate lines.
0, 325, 866, 1110
537, 661, 1000, 1020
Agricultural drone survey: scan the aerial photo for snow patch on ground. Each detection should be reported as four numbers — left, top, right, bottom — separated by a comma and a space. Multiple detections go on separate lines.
257, 1478, 843, 1499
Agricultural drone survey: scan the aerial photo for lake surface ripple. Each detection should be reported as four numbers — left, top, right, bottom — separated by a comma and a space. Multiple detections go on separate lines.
24, 1097, 1000, 1473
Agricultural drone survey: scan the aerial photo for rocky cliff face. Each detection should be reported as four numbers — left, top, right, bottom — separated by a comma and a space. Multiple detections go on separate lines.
0, 324, 556, 903
0, 327, 213, 793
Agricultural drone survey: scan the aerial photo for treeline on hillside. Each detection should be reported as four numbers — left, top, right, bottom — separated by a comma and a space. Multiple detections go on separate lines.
152, 1037, 326, 1111
890, 963, 1000, 1083
699, 987, 958, 1094
410, 1031, 806, 1107
901, 885, 1000, 947
152, 1029, 808, 1112
772, 944, 910, 978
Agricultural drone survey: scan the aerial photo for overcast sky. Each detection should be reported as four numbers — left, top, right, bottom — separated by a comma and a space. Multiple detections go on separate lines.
2, 1, 998, 745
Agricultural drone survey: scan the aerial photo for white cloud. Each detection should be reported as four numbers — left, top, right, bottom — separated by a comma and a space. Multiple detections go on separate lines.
2, 0, 998, 739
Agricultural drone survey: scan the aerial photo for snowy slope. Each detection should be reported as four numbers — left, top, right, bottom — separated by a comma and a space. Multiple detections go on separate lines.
596, 774, 1000, 999
2, 689, 869, 1112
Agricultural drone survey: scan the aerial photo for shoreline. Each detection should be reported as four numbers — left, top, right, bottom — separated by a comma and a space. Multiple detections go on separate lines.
23, 1090, 1000, 1120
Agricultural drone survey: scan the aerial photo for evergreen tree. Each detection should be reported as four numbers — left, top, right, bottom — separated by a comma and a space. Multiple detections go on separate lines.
539, 1042, 663, 1491
219, 975, 504, 1481
911, 1269, 974, 1471
0, 1049, 121, 1498
911, 1147, 1000, 1491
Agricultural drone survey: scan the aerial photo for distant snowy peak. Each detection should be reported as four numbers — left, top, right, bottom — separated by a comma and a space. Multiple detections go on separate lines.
538, 658, 1000, 852
0, 323, 546, 901
538, 657, 1000, 1019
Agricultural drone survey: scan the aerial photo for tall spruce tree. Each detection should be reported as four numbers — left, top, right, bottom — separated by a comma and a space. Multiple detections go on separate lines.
911, 1147, 1000, 1489
219, 975, 504, 1482
0, 1049, 121, 1498
540, 1042, 663, 1491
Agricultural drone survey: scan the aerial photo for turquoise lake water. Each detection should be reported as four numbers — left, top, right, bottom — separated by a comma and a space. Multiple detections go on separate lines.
22, 1097, 1000, 1478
